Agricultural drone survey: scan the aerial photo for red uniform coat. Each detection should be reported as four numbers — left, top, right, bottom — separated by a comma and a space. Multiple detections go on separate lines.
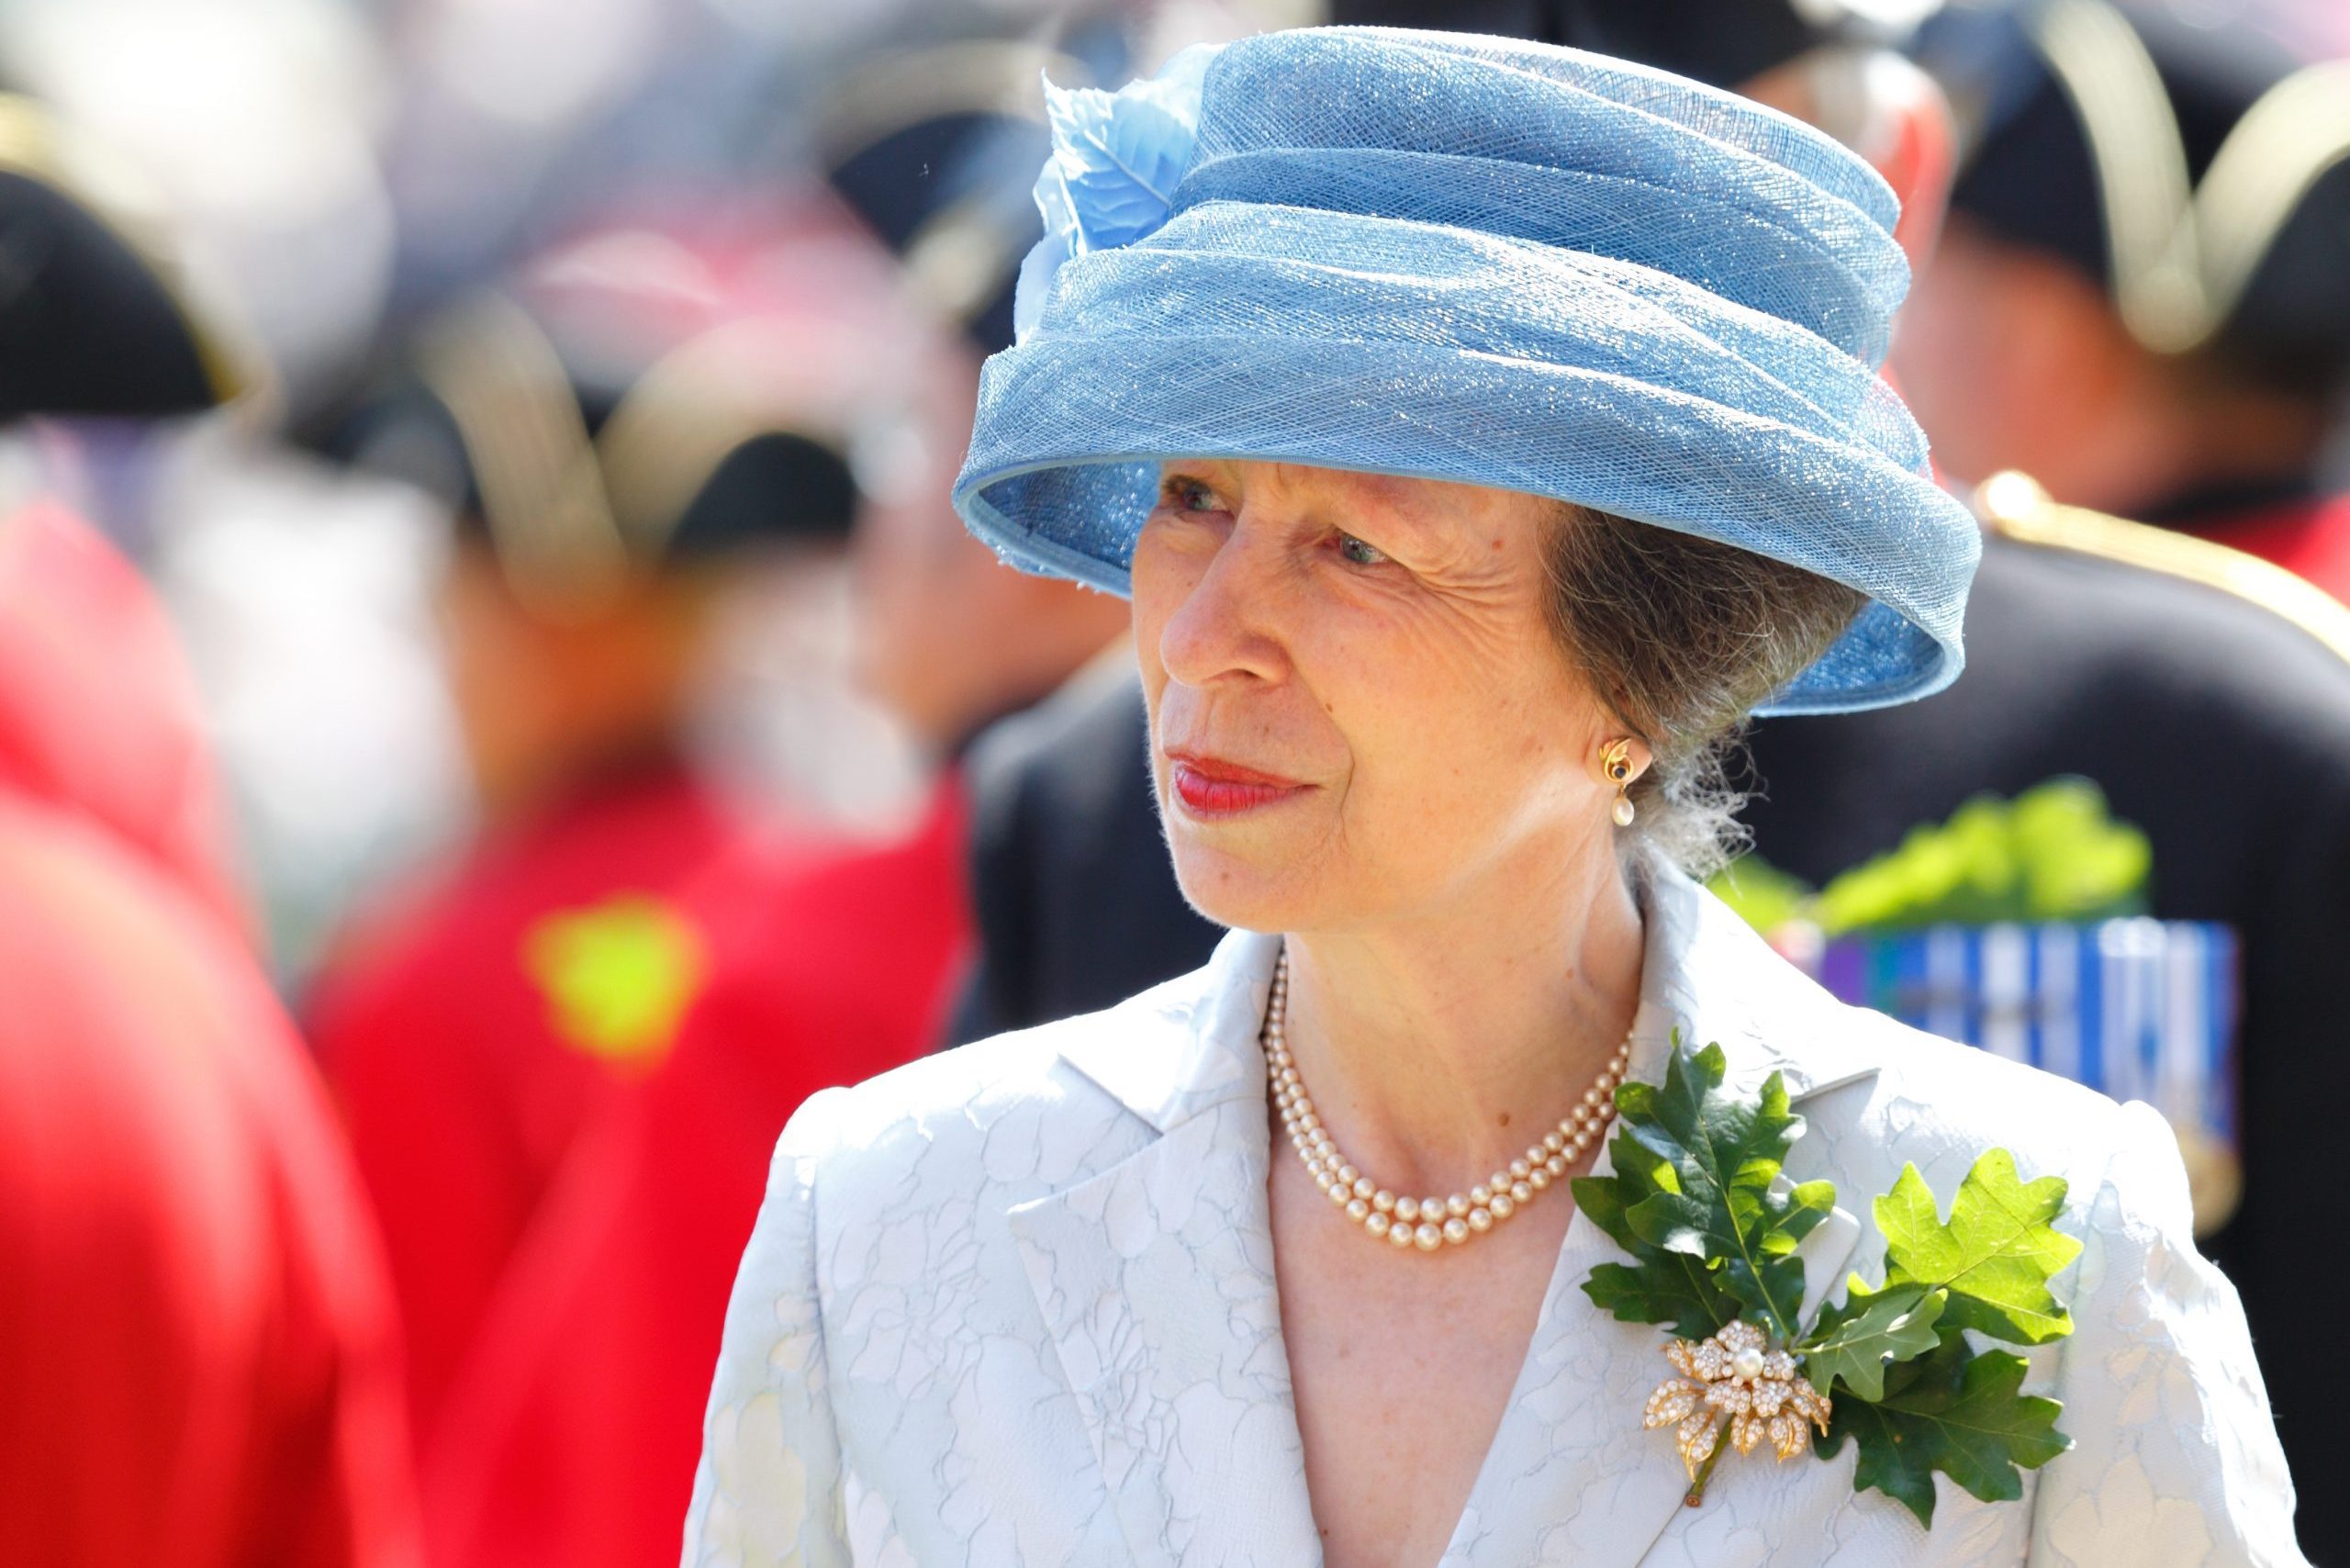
0, 498, 246, 928
2199, 490, 2350, 605
416, 784, 971, 1568
308, 765, 800, 1453
0, 502, 419, 1567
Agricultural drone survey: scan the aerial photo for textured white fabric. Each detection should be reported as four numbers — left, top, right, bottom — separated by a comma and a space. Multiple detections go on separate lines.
683, 867, 2305, 1566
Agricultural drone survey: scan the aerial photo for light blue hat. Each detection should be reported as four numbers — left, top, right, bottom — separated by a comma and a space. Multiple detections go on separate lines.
952, 27, 1981, 713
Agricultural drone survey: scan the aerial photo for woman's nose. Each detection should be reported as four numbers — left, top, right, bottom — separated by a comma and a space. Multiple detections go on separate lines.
1157, 516, 1288, 690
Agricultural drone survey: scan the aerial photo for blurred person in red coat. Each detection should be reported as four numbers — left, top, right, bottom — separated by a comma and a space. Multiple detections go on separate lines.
1891, 0, 2350, 597
397, 66, 1134, 1568
0, 103, 248, 935
304, 208, 943, 1467
0, 100, 422, 1566
418, 794, 970, 1568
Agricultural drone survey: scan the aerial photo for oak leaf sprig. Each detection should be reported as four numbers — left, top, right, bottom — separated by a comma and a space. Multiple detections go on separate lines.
1575, 1038, 2083, 1528
1571, 1038, 1826, 1344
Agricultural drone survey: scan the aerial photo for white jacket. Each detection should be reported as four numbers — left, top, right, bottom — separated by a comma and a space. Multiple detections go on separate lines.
683, 866, 2304, 1566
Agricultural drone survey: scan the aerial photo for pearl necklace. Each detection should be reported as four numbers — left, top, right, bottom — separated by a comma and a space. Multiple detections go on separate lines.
1262, 947, 1630, 1253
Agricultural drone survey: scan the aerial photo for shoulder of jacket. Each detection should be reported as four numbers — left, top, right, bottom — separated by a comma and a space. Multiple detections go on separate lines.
1791, 992, 2143, 1205
781, 1005, 1156, 1191
1875, 1009, 2125, 1127
1975, 469, 2350, 667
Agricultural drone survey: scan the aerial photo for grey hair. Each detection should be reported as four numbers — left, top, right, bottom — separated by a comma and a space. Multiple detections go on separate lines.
1539, 502, 1866, 879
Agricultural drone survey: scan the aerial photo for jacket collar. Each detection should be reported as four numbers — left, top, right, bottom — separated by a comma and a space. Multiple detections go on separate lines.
1023, 863, 1884, 1568
1052, 925, 1281, 1136
1625, 859, 1882, 1105
1055, 861, 1882, 1137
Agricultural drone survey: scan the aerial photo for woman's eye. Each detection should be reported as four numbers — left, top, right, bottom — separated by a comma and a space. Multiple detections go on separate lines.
1164, 478, 1221, 512
1337, 532, 1390, 566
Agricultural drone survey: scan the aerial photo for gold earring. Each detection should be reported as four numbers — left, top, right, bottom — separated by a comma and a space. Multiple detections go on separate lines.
1600, 737, 1637, 826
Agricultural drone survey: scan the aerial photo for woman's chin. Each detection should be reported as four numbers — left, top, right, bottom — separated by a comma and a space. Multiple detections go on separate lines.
1163, 832, 1328, 935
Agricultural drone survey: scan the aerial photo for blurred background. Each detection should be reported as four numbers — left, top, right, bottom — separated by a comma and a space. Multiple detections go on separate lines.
0, 0, 1311, 979
2, 0, 2347, 1563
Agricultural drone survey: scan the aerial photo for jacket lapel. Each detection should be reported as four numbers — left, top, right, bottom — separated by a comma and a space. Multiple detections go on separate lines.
1443, 868, 1876, 1568
1013, 872, 1882, 1568
1007, 932, 1324, 1568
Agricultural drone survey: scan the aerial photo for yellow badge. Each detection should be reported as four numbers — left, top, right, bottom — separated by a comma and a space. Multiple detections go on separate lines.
522, 894, 706, 1068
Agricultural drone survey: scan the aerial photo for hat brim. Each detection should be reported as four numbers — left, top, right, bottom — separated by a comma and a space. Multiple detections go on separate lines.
957, 330, 1975, 715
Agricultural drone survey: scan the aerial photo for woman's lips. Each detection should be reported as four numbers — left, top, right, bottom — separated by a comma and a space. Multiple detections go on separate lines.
1166, 753, 1310, 818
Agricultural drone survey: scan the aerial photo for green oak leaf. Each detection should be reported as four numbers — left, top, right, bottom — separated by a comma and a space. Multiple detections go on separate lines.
1616, 1042, 1827, 1339
1877, 1150, 2082, 1346
1573, 1159, 1741, 1338
1572, 1169, 1644, 1253
1580, 1259, 1741, 1338
1572, 1039, 1746, 1339
1798, 1282, 1946, 1402
1597, 1118, 1681, 1203
1816, 1339, 2071, 1528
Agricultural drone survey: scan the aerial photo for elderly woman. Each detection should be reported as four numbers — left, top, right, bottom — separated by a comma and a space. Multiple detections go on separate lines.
684, 28, 2300, 1568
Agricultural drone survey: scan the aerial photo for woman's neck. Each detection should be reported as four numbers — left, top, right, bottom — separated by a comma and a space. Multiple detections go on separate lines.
1277, 840, 1647, 1199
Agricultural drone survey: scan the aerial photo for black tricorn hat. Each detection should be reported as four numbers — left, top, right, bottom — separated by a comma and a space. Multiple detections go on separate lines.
813, 40, 1075, 358
0, 96, 241, 421
327, 288, 863, 615
1926, 0, 2350, 395
1327, 0, 1941, 90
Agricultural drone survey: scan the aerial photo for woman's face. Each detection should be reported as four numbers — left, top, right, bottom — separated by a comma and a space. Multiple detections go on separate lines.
1132, 460, 1621, 935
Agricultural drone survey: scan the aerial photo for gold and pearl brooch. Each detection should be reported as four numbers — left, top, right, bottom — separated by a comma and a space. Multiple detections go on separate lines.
1643, 1319, 1832, 1474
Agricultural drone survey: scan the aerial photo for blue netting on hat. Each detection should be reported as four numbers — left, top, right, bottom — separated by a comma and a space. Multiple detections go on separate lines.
953, 27, 1982, 713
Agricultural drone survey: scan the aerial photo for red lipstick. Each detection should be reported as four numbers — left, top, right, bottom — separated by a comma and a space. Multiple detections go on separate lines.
1166, 752, 1310, 818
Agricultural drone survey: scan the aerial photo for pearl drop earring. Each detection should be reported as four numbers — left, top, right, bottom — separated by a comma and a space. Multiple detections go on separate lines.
1601, 736, 1638, 827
